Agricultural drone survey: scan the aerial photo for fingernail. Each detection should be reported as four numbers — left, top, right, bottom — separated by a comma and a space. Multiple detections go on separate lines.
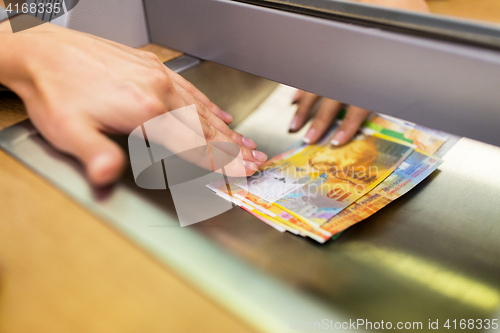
331, 130, 345, 146
243, 160, 259, 171
289, 116, 300, 132
242, 137, 257, 149
252, 150, 268, 161
221, 110, 233, 122
303, 128, 316, 144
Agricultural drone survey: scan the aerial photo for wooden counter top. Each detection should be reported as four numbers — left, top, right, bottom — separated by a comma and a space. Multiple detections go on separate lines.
0, 44, 254, 333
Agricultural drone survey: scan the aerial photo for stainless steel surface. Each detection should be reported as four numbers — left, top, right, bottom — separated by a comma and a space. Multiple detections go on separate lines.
145, 0, 500, 146
1, 62, 500, 332
164, 54, 201, 73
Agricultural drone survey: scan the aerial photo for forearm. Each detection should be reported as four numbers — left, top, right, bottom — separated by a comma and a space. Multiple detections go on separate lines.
0, 18, 62, 99
0, 18, 29, 93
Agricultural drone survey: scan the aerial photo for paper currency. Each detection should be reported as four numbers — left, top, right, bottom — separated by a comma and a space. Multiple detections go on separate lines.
207, 178, 332, 243
273, 134, 413, 226
321, 151, 443, 235
234, 165, 313, 203
206, 113, 447, 243
364, 114, 447, 155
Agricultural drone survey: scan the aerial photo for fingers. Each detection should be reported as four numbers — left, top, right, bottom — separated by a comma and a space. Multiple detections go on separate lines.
145, 108, 258, 177
292, 90, 305, 104
290, 91, 370, 146
194, 98, 267, 166
303, 98, 343, 144
289, 91, 320, 132
165, 68, 234, 124
170, 82, 266, 165
331, 105, 370, 146
198, 117, 259, 177
145, 62, 262, 166
43, 119, 125, 186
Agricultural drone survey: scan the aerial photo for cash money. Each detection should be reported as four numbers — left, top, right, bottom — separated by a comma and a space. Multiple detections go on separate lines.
364, 114, 447, 155
321, 151, 443, 236
207, 178, 332, 243
273, 134, 413, 226
206, 114, 446, 243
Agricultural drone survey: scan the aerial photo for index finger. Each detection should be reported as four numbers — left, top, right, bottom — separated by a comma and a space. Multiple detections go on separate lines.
331, 105, 370, 146
164, 67, 234, 124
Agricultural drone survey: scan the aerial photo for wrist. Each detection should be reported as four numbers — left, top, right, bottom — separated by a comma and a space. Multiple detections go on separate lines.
0, 17, 55, 98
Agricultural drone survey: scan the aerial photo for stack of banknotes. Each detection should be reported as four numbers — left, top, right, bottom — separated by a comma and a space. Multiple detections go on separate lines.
206, 113, 448, 243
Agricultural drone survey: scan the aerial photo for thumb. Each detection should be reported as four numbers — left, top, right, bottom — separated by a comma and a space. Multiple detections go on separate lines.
44, 120, 125, 186
85, 139, 126, 186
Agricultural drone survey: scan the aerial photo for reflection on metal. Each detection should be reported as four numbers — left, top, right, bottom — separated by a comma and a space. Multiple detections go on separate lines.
347, 242, 500, 311
164, 55, 201, 73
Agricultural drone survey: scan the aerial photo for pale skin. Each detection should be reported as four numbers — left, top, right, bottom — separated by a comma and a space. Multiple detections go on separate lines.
291, 0, 430, 145
0, 17, 268, 186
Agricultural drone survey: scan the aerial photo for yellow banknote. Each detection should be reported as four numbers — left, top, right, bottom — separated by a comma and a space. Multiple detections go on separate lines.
273, 133, 413, 226
321, 151, 443, 236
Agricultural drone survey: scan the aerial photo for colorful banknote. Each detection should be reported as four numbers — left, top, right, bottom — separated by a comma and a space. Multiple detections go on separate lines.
207, 178, 332, 243
364, 114, 447, 155
321, 151, 443, 236
273, 134, 413, 226
206, 113, 445, 243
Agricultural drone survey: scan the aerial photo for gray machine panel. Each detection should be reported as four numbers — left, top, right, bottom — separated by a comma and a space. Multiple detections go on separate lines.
1, 60, 499, 332
144, 0, 500, 146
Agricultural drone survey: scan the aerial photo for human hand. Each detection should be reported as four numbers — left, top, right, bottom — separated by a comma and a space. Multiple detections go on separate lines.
0, 19, 267, 186
289, 91, 370, 146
